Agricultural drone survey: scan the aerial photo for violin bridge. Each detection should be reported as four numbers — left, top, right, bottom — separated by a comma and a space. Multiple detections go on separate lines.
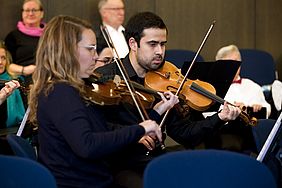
113, 75, 122, 87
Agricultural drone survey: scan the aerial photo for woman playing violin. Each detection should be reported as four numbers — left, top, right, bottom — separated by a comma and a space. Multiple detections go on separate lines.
28, 15, 163, 188
95, 11, 241, 188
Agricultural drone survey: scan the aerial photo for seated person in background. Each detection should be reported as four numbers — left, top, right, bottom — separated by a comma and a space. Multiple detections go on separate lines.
5, 0, 46, 87
0, 42, 25, 129
0, 79, 22, 155
210, 44, 270, 153
216, 44, 271, 118
96, 0, 129, 58
94, 34, 114, 70
28, 15, 163, 188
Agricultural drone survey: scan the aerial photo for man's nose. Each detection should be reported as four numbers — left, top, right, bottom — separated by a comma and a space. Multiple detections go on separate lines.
155, 44, 164, 54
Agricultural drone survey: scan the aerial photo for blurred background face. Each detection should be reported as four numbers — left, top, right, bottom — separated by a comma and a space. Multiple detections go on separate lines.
94, 47, 113, 70
22, 0, 43, 27
221, 51, 241, 81
0, 48, 7, 74
100, 0, 125, 29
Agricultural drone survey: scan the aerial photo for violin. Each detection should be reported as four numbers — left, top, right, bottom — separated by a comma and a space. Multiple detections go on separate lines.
144, 61, 257, 126
85, 73, 189, 115
145, 61, 216, 111
189, 81, 258, 126
84, 74, 156, 109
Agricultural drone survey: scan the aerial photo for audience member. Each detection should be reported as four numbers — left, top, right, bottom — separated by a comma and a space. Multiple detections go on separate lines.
0, 41, 25, 129
210, 44, 270, 155
5, 0, 45, 86
96, 0, 129, 58
28, 15, 163, 188
216, 44, 271, 118
95, 39, 113, 70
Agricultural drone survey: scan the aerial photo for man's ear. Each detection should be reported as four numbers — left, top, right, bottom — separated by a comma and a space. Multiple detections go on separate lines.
128, 37, 137, 52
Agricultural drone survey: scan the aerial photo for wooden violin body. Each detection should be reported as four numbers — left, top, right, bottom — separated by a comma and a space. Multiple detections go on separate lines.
145, 61, 216, 111
190, 81, 258, 126
84, 76, 155, 109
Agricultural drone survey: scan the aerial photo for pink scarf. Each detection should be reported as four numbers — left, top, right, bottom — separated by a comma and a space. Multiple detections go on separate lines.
17, 21, 45, 37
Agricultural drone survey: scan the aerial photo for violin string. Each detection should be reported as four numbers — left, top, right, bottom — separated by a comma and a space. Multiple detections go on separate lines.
190, 82, 223, 104
190, 82, 256, 126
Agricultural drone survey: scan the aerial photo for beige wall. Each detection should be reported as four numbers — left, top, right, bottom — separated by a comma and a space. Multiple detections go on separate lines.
1, 0, 281, 78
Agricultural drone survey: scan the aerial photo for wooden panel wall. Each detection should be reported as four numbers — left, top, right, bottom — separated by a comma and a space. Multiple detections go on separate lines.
156, 0, 255, 61
256, 0, 282, 78
0, 0, 281, 78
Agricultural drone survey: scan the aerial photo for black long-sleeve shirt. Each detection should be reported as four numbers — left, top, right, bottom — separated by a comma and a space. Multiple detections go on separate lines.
37, 83, 145, 188
5, 29, 39, 85
94, 55, 225, 169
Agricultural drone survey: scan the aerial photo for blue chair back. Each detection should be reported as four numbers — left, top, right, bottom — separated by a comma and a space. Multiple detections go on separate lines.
239, 49, 276, 86
6, 134, 37, 160
165, 49, 204, 68
252, 119, 276, 151
144, 150, 277, 188
0, 155, 57, 188
252, 119, 282, 187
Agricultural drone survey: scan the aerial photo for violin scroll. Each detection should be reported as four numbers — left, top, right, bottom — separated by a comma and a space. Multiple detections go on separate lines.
239, 106, 258, 126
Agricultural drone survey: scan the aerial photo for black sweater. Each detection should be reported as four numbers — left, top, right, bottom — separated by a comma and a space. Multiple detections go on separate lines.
95, 55, 225, 149
37, 83, 145, 188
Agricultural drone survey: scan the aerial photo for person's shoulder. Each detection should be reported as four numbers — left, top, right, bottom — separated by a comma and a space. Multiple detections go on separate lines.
242, 78, 261, 87
94, 26, 103, 37
95, 62, 118, 75
5, 29, 33, 42
48, 83, 80, 101
5, 29, 19, 40
53, 82, 76, 91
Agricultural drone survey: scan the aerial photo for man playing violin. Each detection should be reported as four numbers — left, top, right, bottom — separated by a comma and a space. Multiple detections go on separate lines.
95, 11, 241, 188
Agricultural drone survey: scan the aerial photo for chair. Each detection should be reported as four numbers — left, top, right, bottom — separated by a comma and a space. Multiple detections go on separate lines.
272, 80, 282, 112
252, 119, 276, 152
165, 49, 204, 68
143, 150, 277, 188
239, 49, 276, 99
0, 155, 57, 188
6, 134, 37, 160
252, 119, 282, 186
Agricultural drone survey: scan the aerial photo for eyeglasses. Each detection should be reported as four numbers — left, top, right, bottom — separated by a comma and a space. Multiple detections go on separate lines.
104, 7, 124, 11
22, 9, 42, 13
79, 45, 97, 53
0, 56, 6, 61
95, 57, 113, 64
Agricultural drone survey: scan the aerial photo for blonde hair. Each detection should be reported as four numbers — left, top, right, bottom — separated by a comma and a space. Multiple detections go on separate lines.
98, 0, 124, 10
22, 0, 44, 10
215, 44, 241, 61
29, 15, 92, 123
98, 0, 108, 10
0, 41, 16, 77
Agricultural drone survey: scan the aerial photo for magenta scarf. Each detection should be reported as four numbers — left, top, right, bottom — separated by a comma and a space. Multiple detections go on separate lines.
17, 21, 45, 37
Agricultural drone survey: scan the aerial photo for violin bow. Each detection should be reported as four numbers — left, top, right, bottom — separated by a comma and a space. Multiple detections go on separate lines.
159, 20, 216, 128
100, 25, 149, 121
